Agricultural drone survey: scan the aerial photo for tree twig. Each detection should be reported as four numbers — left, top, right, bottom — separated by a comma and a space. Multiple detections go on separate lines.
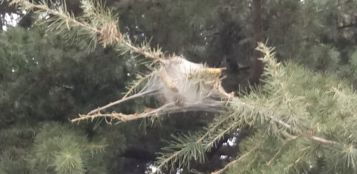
87, 90, 156, 115
72, 103, 173, 123
211, 144, 260, 174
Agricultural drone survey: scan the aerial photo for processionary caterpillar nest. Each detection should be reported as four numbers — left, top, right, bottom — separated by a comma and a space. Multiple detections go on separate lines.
72, 56, 233, 123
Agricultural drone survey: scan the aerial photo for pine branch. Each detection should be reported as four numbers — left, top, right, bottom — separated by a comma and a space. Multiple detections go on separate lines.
72, 103, 173, 124
253, 43, 352, 147
211, 144, 260, 174
87, 89, 156, 115
155, 112, 240, 173
209, 43, 357, 173
123, 72, 155, 98
235, 98, 338, 145
8, 0, 164, 61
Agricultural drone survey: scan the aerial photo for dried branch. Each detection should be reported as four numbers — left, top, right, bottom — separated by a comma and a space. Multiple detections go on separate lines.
87, 90, 156, 115
9, 0, 164, 61
72, 103, 173, 123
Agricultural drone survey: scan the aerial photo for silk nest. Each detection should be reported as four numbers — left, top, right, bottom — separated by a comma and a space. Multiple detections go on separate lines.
74, 56, 233, 123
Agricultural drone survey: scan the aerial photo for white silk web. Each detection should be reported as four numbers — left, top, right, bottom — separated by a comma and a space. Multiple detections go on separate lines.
73, 56, 233, 123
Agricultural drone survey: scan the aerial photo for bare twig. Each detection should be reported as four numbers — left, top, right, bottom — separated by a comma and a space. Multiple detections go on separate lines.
87, 90, 156, 115
72, 103, 173, 123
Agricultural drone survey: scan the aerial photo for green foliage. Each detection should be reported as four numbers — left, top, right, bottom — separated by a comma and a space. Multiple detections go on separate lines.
156, 133, 207, 171
224, 45, 357, 174
0, 26, 133, 124
151, 44, 357, 174
2, 0, 357, 174
53, 149, 84, 174
0, 122, 103, 174
0, 22, 129, 174
0, 123, 35, 174
26, 123, 107, 174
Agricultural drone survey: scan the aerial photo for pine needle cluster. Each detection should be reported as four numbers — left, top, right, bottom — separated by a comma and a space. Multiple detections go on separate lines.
29, 123, 106, 174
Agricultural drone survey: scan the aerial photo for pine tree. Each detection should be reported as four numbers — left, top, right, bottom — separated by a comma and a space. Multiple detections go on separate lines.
0, 13, 133, 174
3, 0, 357, 173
